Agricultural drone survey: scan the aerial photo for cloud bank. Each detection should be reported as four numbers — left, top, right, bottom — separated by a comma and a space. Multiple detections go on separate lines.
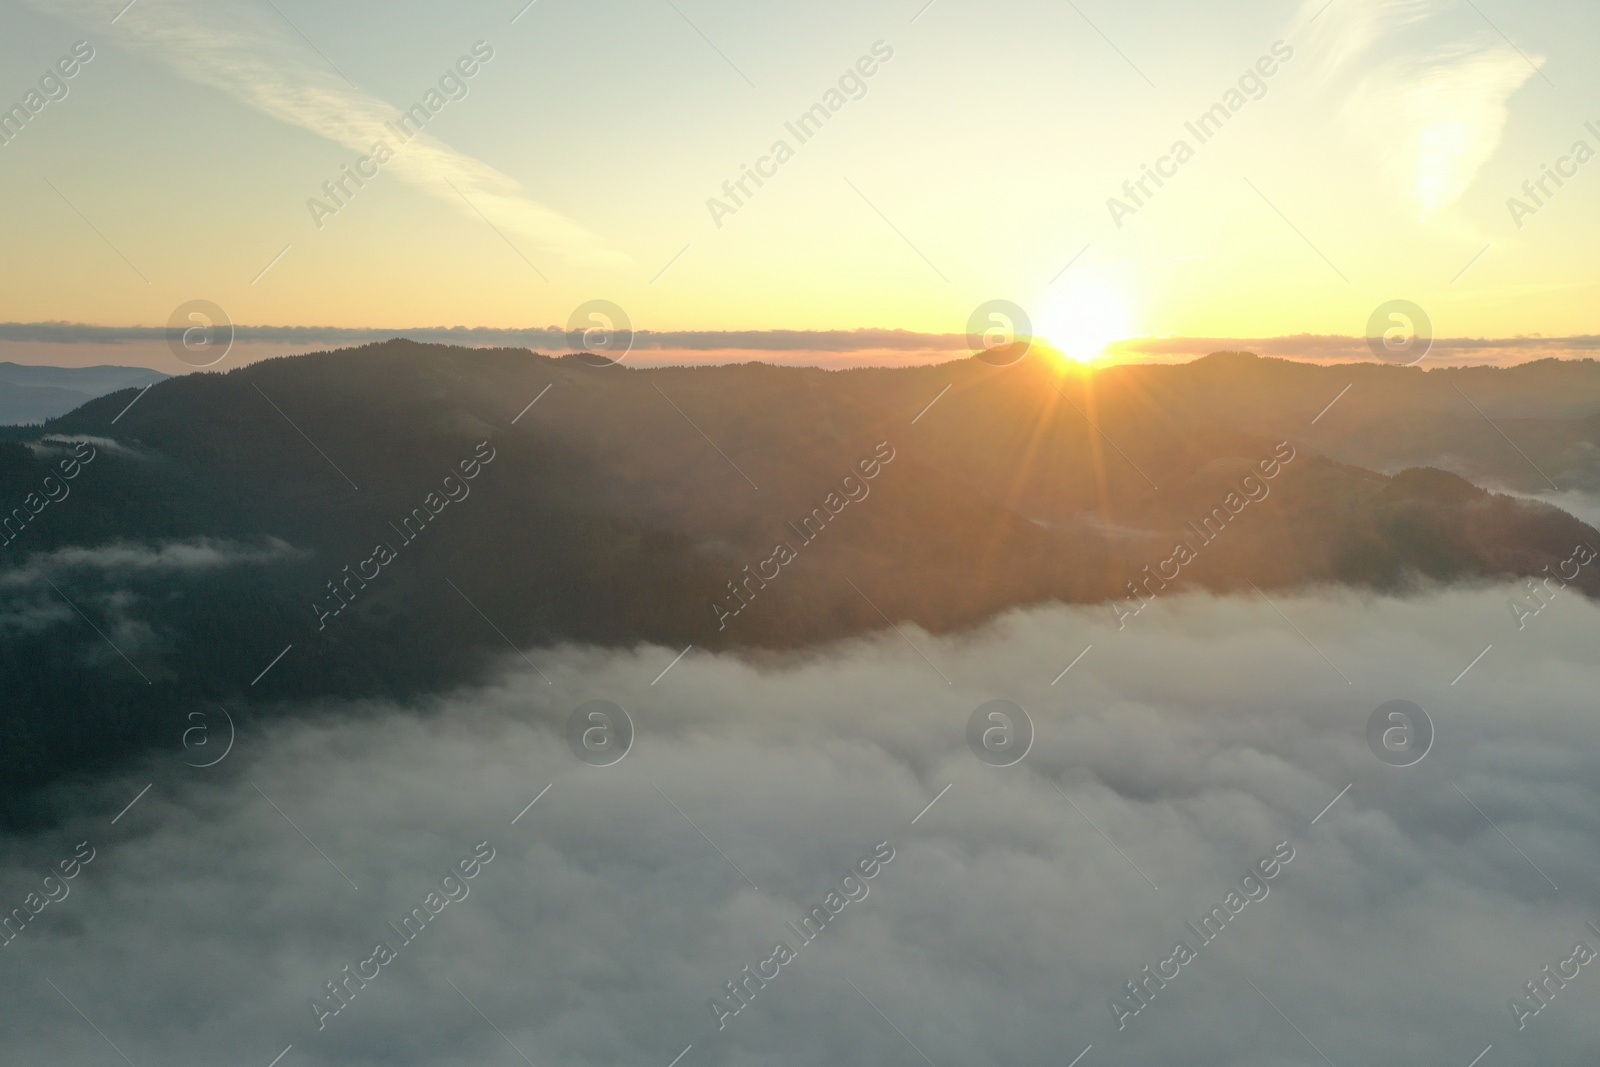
7, 321, 1600, 369
3, 586, 1600, 1065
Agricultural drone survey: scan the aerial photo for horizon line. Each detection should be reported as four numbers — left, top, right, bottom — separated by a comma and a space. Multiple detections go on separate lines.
4, 321, 1600, 358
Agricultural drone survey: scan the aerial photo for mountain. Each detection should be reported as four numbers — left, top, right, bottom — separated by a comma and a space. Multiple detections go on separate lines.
0, 362, 167, 425
2, 341, 1598, 814
1139, 350, 1600, 493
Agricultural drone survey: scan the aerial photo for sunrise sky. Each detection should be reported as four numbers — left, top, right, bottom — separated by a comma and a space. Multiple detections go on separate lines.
2, 0, 1597, 363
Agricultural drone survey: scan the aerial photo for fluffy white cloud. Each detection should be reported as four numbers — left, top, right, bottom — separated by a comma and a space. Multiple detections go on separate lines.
2, 585, 1598, 1065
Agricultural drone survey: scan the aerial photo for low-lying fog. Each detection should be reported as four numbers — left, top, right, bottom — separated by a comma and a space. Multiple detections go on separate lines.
3, 584, 1597, 1067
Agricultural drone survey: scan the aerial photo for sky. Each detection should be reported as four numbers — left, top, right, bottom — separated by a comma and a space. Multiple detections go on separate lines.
1, 0, 1599, 366
5, 581, 1600, 1065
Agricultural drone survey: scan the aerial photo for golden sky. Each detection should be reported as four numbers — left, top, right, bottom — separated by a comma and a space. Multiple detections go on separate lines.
1, 0, 1596, 367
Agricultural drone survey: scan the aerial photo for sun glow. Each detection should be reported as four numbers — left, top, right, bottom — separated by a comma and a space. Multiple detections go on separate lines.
1036, 282, 1135, 364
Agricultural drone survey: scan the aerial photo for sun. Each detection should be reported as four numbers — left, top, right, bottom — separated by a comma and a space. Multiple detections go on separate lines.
1035, 281, 1135, 364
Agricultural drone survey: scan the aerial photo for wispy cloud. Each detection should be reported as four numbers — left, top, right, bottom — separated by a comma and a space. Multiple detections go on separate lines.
30, 0, 622, 264
0, 537, 300, 589
1301, 0, 1540, 216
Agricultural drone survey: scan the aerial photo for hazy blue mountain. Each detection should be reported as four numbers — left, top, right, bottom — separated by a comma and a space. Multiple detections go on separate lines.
0, 362, 167, 425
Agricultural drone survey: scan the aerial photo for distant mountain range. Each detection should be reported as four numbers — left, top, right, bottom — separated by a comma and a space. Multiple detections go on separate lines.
3, 342, 1599, 814
0, 362, 167, 425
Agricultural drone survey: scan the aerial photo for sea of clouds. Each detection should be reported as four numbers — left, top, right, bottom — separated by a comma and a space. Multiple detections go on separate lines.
3, 584, 1599, 1066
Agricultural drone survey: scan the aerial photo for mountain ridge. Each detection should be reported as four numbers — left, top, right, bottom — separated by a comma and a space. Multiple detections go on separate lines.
3, 340, 1599, 813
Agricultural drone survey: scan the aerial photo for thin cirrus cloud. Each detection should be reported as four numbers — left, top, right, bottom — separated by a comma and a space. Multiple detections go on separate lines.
1302, 0, 1541, 217
28, 0, 624, 265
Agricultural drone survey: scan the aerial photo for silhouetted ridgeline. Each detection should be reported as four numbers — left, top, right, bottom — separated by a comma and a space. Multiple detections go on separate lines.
3, 341, 1598, 815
